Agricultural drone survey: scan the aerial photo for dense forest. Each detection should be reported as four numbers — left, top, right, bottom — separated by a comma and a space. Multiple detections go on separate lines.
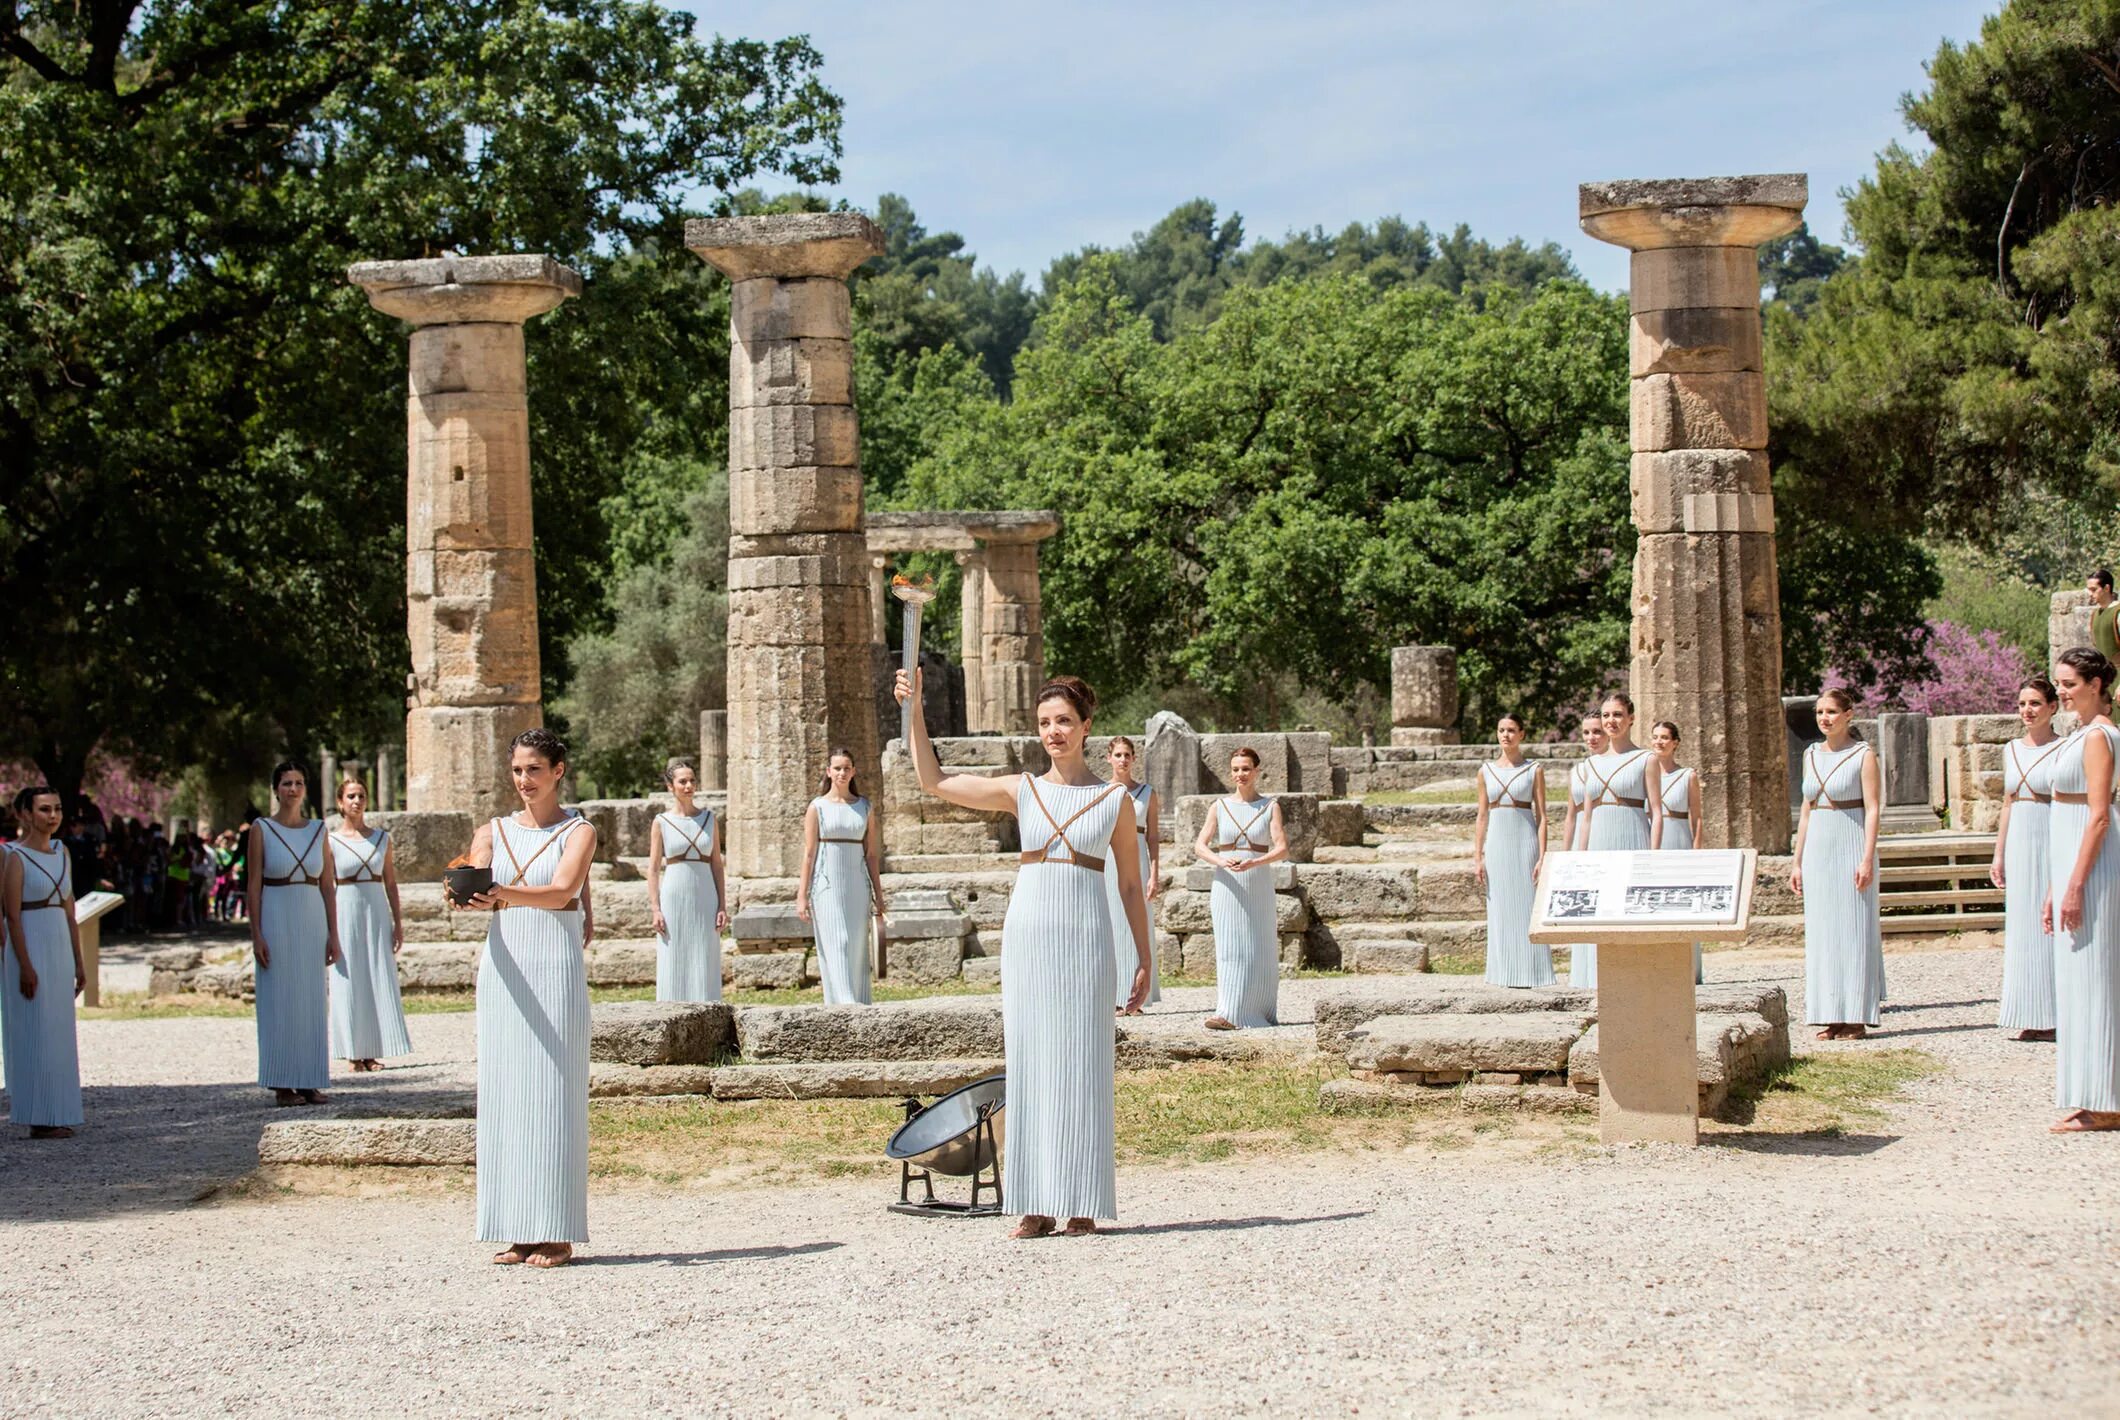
4, 0, 2119, 802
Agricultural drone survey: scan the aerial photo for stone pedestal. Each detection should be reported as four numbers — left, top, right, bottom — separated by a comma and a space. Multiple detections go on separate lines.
1582, 174, 1807, 853
1144, 711, 1202, 840
687, 213, 884, 893
1390, 645, 1460, 746
974, 523, 1057, 732
1877, 711, 1941, 832
882, 887, 972, 983
1595, 940, 1699, 1145
2052, 590, 2092, 666
348, 254, 581, 820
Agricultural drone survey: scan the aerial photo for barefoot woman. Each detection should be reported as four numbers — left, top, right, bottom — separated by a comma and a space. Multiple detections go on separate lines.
247, 762, 340, 1105
894, 668, 1151, 1237
2045, 647, 2120, 1132
1791, 690, 1883, 1041
464, 729, 599, 1266
2, 787, 85, 1138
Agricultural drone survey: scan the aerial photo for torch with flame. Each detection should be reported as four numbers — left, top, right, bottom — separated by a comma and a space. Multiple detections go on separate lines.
890, 573, 937, 747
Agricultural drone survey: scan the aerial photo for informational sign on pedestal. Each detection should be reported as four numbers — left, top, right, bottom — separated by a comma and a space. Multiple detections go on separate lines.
1530, 849, 1757, 1146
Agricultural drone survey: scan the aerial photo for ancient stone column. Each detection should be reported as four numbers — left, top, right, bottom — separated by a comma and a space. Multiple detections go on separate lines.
1390, 645, 1460, 746
349, 254, 580, 820
868, 556, 890, 646
698, 709, 728, 792
686, 213, 883, 888
955, 550, 988, 733
1581, 175, 1806, 852
968, 513, 1061, 734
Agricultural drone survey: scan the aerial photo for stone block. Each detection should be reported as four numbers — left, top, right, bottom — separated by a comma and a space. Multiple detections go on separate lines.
1314, 980, 1598, 1054
687, 213, 885, 284
1391, 646, 1459, 729
404, 703, 543, 820
882, 887, 972, 941
1389, 727, 1459, 747
1630, 370, 1767, 452
728, 950, 809, 991
588, 1001, 735, 1066
962, 956, 1003, 985
2051, 589, 2092, 668
887, 936, 965, 985
258, 1118, 477, 1167
730, 465, 864, 537
1347, 938, 1429, 974
1294, 864, 1419, 922
396, 944, 477, 991
1624, 245, 1763, 314
729, 336, 853, 408
725, 275, 854, 342
1876, 712, 1931, 807
1566, 1010, 1785, 1117
732, 409, 863, 486
732, 901, 812, 949
1286, 732, 1334, 795
1629, 306, 1762, 377
736, 997, 1006, 1062
710, 1058, 1003, 1101
1417, 861, 1484, 919
1317, 800, 1366, 848
1629, 449, 1772, 535
589, 1063, 720, 1098
1345, 1012, 1592, 1075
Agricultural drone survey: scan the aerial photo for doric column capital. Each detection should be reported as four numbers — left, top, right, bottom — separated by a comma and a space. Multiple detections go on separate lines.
348, 254, 582, 326
1578, 174, 1807, 252
685, 212, 884, 283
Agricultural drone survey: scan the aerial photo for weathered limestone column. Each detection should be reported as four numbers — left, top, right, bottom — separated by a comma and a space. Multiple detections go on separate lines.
686, 213, 883, 891
349, 255, 580, 819
1390, 645, 1460, 746
698, 709, 728, 792
868, 556, 891, 646
1581, 175, 1806, 852
955, 550, 988, 733
968, 513, 1061, 733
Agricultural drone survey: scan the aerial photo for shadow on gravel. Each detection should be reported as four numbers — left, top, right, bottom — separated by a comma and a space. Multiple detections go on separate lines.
1869, 1022, 1990, 1039
1704, 1133, 1899, 1157
0, 1071, 460, 1224
578, 1242, 844, 1267
1109, 1210, 1370, 1236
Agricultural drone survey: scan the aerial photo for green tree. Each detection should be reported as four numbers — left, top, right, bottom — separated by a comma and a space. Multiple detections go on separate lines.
905, 262, 1632, 734
553, 477, 729, 794
0, 0, 841, 804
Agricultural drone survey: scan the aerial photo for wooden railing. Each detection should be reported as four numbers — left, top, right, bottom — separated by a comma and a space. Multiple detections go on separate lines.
1875, 832, 2001, 935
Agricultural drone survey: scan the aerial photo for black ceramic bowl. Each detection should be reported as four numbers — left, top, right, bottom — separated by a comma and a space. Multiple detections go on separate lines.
443, 865, 494, 908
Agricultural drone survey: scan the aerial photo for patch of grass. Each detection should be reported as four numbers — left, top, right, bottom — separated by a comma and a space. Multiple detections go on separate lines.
78, 992, 252, 1022
1711, 1047, 1941, 1135
1427, 953, 1486, 976
1362, 788, 1478, 807
588, 1095, 906, 1187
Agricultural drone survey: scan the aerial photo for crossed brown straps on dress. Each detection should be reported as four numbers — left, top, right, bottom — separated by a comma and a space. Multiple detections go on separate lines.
2008, 738, 2063, 805
260, 819, 324, 886
1581, 750, 1649, 841
664, 811, 715, 862
1483, 762, 1537, 811
1214, 796, 1273, 852
1020, 778, 1122, 873
1806, 743, 1869, 811
337, 830, 386, 883
1662, 767, 1692, 821
15, 848, 67, 910
497, 816, 585, 910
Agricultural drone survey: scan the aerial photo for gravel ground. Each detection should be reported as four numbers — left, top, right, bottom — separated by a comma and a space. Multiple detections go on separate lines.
3, 946, 2117, 1417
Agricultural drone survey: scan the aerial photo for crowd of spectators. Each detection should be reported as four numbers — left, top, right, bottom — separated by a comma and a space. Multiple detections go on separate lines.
2, 794, 258, 935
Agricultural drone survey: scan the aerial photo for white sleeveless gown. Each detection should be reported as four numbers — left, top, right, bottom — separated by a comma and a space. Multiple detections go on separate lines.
1801, 743, 1884, 1026
1480, 762, 1550, 988
478, 814, 591, 1244
1103, 782, 1161, 1007
3, 844, 83, 1126
1209, 796, 1279, 1027
809, 797, 873, 1004
1656, 766, 1705, 985
656, 809, 723, 1002
1999, 737, 2059, 1032
329, 829, 411, 1060
2048, 725, 2120, 1111
254, 819, 330, 1090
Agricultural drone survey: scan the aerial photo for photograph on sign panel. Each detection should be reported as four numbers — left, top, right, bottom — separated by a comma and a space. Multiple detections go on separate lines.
1622, 883, 1735, 919
1548, 888, 1599, 920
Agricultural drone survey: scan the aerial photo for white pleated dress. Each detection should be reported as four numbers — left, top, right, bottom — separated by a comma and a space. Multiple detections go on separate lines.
3, 844, 83, 1127
1104, 782, 1162, 1008
1004, 777, 1126, 1220
2048, 724, 2120, 1112
478, 814, 591, 1245
655, 809, 722, 1003
329, 829, 411, 1061
1574, 750, 1653, 988
1480, 762, 1551, 988
254, 819, 331, 1091
1999, 737, 2061, 1033
809, 797, 873, 1005
1657, 767, 1706, 985
1209, 796, 1280, 1027
1801, 743, 1885, 1027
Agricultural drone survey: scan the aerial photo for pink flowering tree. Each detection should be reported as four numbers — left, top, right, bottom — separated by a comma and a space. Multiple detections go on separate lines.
1825, 619, 2034, 716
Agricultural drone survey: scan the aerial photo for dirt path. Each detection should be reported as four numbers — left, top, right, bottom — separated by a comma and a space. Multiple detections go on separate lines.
3, 948, 2116, 1417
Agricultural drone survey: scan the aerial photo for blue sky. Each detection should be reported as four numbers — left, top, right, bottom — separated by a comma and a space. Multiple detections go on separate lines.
676, 2, 1998, 292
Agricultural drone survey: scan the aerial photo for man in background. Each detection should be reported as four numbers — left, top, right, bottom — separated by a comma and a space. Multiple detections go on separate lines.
2090, 569, 2119, 663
